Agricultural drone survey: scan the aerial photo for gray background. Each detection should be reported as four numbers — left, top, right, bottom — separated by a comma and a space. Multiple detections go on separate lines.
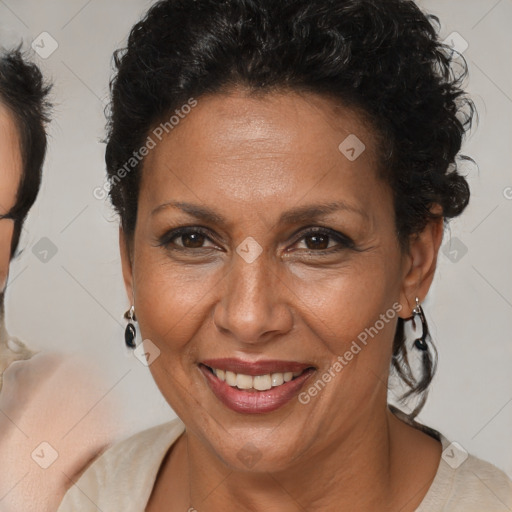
1, 0, 511, 477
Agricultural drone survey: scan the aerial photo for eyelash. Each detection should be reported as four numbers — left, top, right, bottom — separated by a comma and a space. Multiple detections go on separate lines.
157, 225, 355, 255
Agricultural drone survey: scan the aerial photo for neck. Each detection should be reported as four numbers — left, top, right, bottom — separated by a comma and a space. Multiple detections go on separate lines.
178, 401, 415, 511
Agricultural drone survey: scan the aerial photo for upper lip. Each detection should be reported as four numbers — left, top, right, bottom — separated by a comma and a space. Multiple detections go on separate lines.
201, 358, 315, 376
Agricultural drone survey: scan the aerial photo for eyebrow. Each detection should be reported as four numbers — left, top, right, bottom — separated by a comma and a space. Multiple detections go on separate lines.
151, 200, 368, 226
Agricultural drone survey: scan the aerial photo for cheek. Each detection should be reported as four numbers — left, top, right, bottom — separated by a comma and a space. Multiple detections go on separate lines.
289, 255, 401, 348
133, 249, 219, 354
0, 222, 14, 291
131, 249, 222, 414
286, 254, 403, 405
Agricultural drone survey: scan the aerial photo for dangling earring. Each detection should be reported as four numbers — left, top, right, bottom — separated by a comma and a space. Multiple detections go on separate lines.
411, 297, 429, 351
124, 305, 137, 348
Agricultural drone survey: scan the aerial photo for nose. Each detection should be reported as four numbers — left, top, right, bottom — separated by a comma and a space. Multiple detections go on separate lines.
213, 249, 293, 346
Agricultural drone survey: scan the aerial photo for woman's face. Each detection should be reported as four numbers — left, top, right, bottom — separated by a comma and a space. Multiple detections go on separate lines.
0, 103, 21, 292
121, 89, 438, 471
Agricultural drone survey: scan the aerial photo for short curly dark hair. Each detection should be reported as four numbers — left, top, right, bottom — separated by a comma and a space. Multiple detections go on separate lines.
0, 46, 52, 258
105, 0, 474, 418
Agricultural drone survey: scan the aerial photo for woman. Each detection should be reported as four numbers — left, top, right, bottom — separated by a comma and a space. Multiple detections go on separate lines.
0, 47, 121, 511
58, 0, 512, 510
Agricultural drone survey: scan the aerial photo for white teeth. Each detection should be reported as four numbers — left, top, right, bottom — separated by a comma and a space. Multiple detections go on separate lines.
253, 374, 272, 391
236, 373, 253, 389
225, 370, 237, 386
271, 373, 284, 386
211, 367, 306, 390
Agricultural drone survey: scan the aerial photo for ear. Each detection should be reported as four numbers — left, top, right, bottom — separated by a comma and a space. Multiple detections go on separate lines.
119, 227, 134, 304
398, 206, 444, 318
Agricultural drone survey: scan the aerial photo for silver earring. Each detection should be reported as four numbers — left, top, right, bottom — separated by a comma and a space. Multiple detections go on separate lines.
411, 297, 429, 351
124, 305, 136, 348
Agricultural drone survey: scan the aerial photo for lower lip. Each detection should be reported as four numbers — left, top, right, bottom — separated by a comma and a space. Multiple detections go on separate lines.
199, 364, 315, 414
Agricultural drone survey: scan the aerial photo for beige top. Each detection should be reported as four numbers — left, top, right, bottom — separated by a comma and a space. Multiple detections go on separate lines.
57, 417, 512, 512
0, 351, 123, 512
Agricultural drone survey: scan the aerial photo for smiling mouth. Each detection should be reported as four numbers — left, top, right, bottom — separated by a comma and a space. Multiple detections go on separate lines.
199, 361, 316, 414
201, 364, 314, 392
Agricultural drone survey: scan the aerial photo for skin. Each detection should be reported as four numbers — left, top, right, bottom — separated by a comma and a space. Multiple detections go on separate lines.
0, 102, 20, 291
120, 88, 444, 511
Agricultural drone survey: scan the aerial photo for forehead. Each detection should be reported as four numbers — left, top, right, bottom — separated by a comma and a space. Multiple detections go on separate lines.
0, 102, 22, 215
149, 89, 377, 157
139, 89, 384, 219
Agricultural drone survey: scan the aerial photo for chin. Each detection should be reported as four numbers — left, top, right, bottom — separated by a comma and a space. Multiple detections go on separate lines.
205, 426, 305, 473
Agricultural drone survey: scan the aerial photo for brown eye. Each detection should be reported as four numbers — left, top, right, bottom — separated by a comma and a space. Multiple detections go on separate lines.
303, 233, 330, 250
294, 227, 354, 253
158, 227, 217, 251
179, 232, 207, 248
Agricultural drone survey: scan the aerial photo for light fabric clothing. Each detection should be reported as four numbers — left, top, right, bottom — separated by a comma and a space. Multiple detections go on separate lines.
57, 417, 512, 512
0, 351, 123, 512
